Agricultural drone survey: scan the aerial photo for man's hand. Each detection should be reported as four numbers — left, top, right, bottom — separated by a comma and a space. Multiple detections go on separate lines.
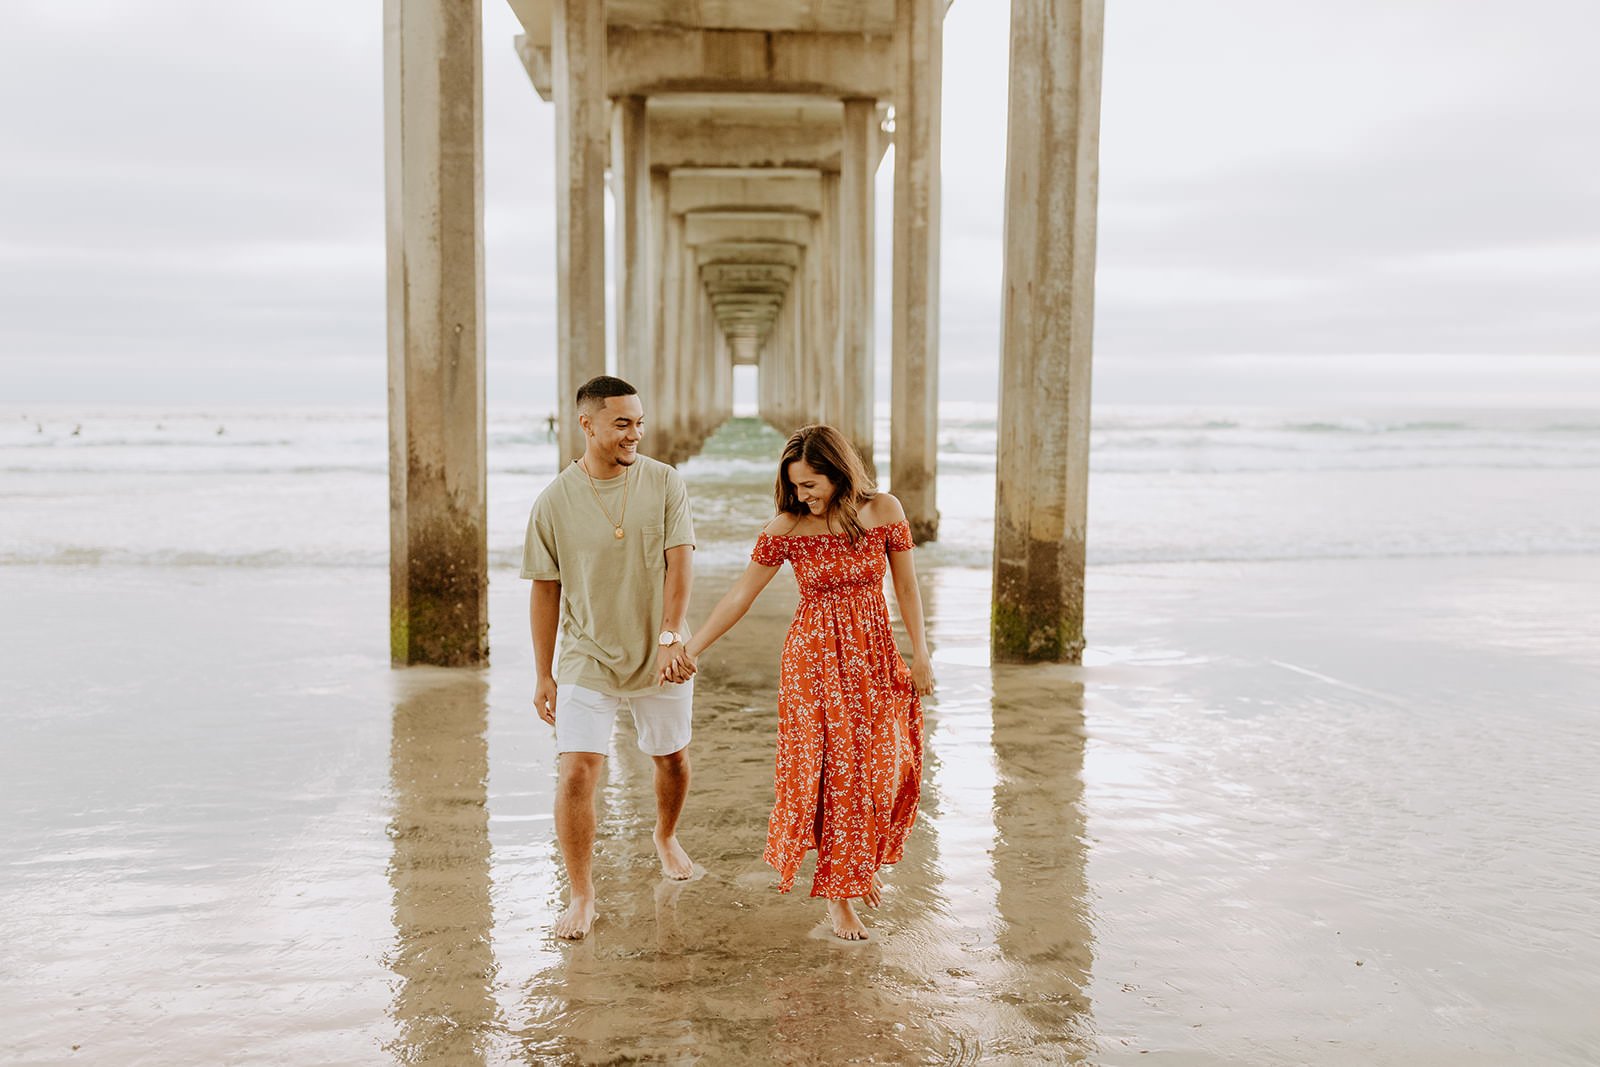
534, 675, 558, 725
659, 644, 696, 685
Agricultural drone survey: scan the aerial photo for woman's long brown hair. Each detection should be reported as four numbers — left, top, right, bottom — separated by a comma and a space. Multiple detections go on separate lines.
774, 425, 877, 543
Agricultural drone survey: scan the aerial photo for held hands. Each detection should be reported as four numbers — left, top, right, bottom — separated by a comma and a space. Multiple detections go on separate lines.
909, 655, 935, 696
658, 643, 697, 686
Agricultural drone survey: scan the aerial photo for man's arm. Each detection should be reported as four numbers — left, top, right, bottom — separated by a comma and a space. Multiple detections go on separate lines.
658, 544, 694, 681
530, 579, 561, 724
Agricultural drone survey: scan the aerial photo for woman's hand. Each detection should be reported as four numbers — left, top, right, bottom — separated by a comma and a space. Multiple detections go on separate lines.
660, 645, 697, 685
910, 655, 935, 696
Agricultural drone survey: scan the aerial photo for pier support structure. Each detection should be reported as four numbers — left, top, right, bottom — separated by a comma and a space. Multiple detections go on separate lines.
891, 0, 946, 543
385, 2, 970, 659
992, 0, 1105, 664
552, 0, 607, 463
508, 8, 923, 477
839, 100, 877, 471
612, 95, 652, 404
383, 0, 487, 666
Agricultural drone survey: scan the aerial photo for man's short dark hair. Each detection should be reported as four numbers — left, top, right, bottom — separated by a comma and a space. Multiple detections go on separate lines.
575, 375, 638, 413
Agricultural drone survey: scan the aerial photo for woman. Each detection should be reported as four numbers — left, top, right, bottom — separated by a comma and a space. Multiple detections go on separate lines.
668, 425, 934, 940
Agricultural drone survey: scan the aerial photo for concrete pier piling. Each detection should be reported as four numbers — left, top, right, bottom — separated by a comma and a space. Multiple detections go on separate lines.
992, 0, 1105, 664
383, 0, 488, 666
839, 99, 877, 472
891, 0, 945, 545
551, 0, 606, 465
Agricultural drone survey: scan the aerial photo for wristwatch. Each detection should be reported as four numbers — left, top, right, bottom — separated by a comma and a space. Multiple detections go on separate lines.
658, 630, 685, 647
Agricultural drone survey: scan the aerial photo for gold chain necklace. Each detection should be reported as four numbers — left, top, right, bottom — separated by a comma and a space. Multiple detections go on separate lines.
578, 458, 630, 539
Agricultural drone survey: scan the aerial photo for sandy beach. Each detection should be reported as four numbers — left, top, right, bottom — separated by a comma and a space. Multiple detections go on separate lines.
4, 541, 1597, 1064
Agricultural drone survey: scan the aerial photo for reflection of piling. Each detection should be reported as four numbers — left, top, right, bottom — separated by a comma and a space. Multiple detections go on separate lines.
385, 668, 498, 1063
991, 667, 1094, 1053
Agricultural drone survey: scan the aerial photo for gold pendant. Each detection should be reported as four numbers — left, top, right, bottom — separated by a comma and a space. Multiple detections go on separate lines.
614, 527, 625, 540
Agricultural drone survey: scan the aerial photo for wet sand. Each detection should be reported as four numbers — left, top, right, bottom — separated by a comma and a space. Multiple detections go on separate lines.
3, 553, 1599, 1064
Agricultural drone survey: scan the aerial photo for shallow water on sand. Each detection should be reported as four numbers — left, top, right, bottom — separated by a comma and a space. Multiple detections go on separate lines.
4, 547, 1599, 1065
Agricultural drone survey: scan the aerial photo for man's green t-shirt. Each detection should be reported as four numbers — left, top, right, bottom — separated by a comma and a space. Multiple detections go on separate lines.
521, 456, 695, 696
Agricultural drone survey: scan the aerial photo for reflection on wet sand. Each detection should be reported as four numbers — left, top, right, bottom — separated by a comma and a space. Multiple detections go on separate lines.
991, 668, 1093, 1059
499, 568, 1096, 1064
386, 667, 499, 1063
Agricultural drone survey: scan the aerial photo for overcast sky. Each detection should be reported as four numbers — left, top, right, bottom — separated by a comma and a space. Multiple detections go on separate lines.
2, 1, 1598, 409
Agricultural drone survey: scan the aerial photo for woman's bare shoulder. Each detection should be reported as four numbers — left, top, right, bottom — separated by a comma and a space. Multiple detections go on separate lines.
761, 513, 803, 536
863, 493, 907, 526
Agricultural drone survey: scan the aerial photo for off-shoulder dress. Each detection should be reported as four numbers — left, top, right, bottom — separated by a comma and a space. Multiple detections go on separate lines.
750, 520, 924, 898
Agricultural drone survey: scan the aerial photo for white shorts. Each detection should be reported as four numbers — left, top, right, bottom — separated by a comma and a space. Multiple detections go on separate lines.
554, 681, 694, 757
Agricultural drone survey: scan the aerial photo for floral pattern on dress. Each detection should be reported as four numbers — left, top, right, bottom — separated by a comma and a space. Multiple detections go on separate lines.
751, 519, 923, 898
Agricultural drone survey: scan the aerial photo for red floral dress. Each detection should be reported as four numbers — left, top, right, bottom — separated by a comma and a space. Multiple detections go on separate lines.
750, 520, 924, 899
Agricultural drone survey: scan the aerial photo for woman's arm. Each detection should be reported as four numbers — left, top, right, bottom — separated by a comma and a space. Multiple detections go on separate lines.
682, 560, 781, 661
880, 496, 934, 695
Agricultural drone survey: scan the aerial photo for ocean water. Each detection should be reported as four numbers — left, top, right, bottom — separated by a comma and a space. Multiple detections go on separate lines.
3, 404, 1598, 572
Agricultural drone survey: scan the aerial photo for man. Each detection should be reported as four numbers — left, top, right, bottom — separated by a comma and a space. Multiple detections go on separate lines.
522, 375, 697, 940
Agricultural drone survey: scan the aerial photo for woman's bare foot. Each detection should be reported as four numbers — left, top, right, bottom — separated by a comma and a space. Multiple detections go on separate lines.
861, 873, 885, 908
653, 831, 694, 880
553, 895, 597, 940
826, 898, 869, 941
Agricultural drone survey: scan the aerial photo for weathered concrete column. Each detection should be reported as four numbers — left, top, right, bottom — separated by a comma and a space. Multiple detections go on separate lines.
758, 330, 774, 425
383, 0, 486, 665
702, 291, 722, 440
713, 321, 732, 425
770, 292, 795, 433
891, 0, 944, 543
839, 99, 876, 470
652, 180, 683, 462
805, 208, 832, 429
674, 232, 699, 461
689, 272, 711, 450
611, 95, 651, 397
553, 0, 606, 462
818, 172, 842, 429
992, 0, 1104, 664
788, 245, 808, 433
646, 171, 678, 460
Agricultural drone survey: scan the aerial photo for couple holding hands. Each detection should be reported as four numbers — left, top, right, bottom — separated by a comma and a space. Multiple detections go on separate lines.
523, 376, 933, 942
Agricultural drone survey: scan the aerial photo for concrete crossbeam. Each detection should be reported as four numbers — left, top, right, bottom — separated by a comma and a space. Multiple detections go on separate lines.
509, 0, 900, 40
685, 212, 812, 246
512, 24, 896, 99
696, 242, 802, 268
702, 262, 795, 282
669, 169, 824, 217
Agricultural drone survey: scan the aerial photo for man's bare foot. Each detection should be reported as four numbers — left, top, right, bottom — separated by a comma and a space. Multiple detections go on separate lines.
653, 831, 694, 880
861, 873, 885, 908
826, 898, 869, 941
553, 896, 597, 940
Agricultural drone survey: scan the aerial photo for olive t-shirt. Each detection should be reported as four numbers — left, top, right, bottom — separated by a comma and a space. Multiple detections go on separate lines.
521, 455, 695, 696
